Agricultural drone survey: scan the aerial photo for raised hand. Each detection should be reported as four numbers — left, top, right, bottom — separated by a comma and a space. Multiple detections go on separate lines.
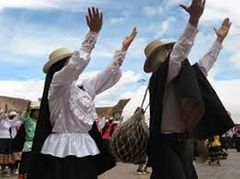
180, 0, 206, 26
214, 18, 232, 43
26, 100, 32, 112
86, 7, 103, 33
4, 103, 8, 113
121, 27, 137, 51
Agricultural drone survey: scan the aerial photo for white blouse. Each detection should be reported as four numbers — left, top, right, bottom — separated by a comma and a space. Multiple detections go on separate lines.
0, 116, 21, 139
41, 32, 126, 158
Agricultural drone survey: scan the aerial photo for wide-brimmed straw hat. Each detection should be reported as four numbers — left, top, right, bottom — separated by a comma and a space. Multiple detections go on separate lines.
43, 47, 73, 73
144, 40, 174, 73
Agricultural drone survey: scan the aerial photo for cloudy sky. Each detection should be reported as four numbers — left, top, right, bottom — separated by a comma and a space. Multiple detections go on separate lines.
0, 0, 240, 123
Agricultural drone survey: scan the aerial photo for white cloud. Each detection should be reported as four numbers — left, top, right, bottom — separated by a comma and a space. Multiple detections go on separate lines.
143, 5, 164, 17
211, 79, 240, 124
126, 37, 147, 60
0, 71, 239, 124
202, 0, 240, 23
0, 21, 124, 65
145, 17, 176, 41
0, 70, 142, 104
0, 80, 44, 101
109, 17, 126, 25
0, 0, 58, 10
153, 17, 176, 38
95, 70, 143, 106
229, 52, 240, 69
0, 0, 107, 11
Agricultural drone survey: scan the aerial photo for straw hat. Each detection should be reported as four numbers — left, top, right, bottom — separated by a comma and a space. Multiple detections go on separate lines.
30, 101, 40, 110
144, 40, 174, 73
43, 48, 73, 73
9, 111, 17, 117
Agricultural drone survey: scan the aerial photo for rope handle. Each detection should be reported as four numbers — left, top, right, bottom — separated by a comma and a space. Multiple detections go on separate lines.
140, 82, 149, 113
144, 104, 149, 114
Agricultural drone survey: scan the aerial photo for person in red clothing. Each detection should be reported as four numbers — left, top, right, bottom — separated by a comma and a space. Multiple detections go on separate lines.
101, 118, 119, 151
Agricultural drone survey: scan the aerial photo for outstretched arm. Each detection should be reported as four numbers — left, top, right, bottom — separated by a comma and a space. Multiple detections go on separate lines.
197, 18, 232, 76
52, 7, 103, 86
167, 0, 206, 83
82, 28, 137, 98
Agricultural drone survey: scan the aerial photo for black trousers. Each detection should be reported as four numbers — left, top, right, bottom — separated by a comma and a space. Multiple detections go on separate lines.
150, 134, 198, 179
19, 152, 31, 175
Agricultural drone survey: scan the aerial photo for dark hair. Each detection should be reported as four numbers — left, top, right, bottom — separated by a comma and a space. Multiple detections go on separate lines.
31, 58, 67, 152
30, 109, 39, 118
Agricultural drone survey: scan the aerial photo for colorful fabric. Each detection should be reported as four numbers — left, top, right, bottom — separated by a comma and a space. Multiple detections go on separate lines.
210, 135, 221, 147
22, 111, 37, 152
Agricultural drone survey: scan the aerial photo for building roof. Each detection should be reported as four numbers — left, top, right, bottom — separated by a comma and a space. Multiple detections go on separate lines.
96, 107, 113, 118
112, 98, 130, 112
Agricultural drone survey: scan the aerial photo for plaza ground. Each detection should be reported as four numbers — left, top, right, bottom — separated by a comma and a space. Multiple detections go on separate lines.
2, 149, 240, 179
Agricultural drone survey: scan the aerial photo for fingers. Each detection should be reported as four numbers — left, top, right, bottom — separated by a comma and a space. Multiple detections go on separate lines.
215, 17, 232, 42
194, 0, 205, 6
86, 15, 90, 27
192, 0, 198, 6
195, 0, 206, 9
100, 12, 103, 24
127, 27, 137, 42
202, 0, 206, 8
86, 7, 103, 33
88, 7, 93, 20
179, 4, 189, 13
221, 18, 232, 31
92, 7, 96, 17
223, 17, 230, 25
130, 27, 137, 38
87, 7, 101, 21
222, 17, 231, 27
121, 27, 137, 51
196, 0, 201, 6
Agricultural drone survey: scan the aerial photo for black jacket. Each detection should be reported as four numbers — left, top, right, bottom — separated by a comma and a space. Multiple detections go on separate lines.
148, 59, 204, 156
192, 64, 234, 139
148, 58, 234, 158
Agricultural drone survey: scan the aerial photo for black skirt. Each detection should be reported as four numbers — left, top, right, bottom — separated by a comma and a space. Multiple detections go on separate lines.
27, 153, 98, 179
0, 139, 11, 154
28, 122, 116, 179
0, 138, 21, 165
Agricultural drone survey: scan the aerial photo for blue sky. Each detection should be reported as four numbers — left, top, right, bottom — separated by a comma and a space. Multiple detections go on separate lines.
0, 0, 239, 81
0, 0, 240, 122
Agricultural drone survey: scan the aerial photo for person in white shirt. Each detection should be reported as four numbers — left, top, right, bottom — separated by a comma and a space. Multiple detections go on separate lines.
28, 7, 137, 179
143, 0, 232, 178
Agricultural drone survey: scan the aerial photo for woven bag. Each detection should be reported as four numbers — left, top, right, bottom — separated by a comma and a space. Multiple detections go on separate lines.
110, 85, 149, 164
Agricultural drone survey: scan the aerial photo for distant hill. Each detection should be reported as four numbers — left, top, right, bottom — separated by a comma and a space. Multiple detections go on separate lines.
0, 96, 30, 112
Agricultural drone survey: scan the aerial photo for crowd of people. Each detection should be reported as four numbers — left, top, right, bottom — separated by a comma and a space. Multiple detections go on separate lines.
0, 101, 40, 178
0, 0, 237, 179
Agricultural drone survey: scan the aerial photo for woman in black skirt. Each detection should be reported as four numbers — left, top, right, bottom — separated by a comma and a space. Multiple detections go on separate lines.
27, 7, 137, 179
